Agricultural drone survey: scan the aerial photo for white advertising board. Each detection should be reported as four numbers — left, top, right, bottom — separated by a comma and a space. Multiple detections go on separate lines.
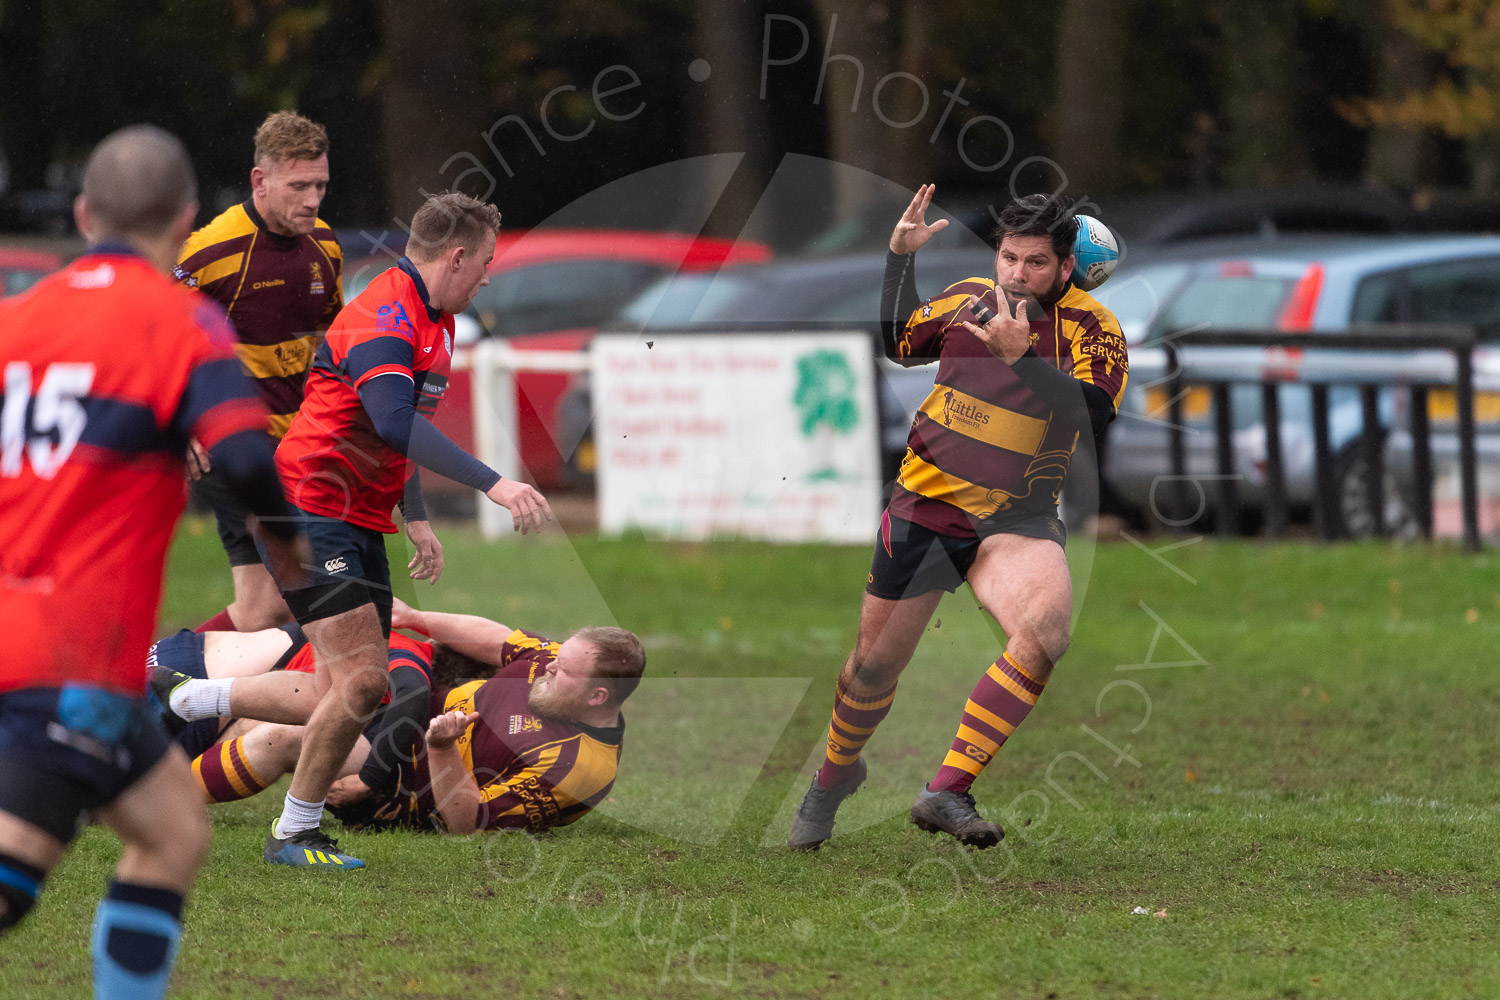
594, 333, 882, 543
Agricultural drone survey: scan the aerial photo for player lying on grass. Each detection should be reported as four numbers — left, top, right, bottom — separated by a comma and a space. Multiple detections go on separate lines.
150, 599, 645, 840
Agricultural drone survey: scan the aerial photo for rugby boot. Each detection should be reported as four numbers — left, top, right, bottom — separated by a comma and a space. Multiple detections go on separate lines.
148, 665, 192, 736
788, 757, 867, 850
264, 823, 366, 870
910, 786, 1004, 848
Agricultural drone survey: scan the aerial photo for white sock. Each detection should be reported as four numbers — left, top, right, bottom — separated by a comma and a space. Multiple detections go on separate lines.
168, 677, 233, 721
273, 793, 326, 839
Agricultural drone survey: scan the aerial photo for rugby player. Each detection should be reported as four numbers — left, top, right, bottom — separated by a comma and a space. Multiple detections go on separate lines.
148, 599, 642, 838
264, 196, 552, 867
174, 111, 360, 633
0, 126, 304, 999
789, 185, 1128, 850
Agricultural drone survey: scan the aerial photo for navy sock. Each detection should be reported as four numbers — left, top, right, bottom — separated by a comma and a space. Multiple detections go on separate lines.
91, 881, 184, 1000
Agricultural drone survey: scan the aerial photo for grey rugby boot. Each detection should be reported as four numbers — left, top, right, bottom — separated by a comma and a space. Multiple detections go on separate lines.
788, 757, 868, 850
910, 786, 1004, 848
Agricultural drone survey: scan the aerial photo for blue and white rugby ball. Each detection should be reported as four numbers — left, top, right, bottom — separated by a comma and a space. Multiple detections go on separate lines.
1071, 214, 1119, 291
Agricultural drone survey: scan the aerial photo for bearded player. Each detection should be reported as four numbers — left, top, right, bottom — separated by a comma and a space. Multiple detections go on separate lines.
789, 186, 1128, 850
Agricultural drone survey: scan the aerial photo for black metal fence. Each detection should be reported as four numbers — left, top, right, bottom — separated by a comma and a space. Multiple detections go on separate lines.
1157, 326, 1481, 551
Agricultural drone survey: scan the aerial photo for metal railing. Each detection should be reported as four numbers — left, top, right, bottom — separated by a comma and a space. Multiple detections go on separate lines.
1154, 325, 1480, 550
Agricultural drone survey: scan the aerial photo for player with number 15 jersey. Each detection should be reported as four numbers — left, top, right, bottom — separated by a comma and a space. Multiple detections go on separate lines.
0, 248, 287, 697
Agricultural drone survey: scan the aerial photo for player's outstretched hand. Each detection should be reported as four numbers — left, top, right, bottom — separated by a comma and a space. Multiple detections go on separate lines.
406, 519, 444, 584
959, 293, 1031, 363
485, 479, 554, 535
889, 183, 949, 255
427, 709, 480, 750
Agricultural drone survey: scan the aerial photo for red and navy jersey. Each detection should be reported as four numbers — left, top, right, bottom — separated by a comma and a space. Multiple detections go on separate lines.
889, 279, 1129, 536
175, 201, 343, 438
275, 258, 453, 532
284, 630, 435, 706
0, 248, 269, 695
411, 629, 623, 833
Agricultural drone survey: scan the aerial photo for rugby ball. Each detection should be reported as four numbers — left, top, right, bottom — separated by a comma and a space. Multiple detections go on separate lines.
1071, 214, 1119, 291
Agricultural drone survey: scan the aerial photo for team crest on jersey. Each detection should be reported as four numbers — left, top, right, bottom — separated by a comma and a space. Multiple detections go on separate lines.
309, 261, 325, 296
376, 301, 413, 335
508, 714, 543, 735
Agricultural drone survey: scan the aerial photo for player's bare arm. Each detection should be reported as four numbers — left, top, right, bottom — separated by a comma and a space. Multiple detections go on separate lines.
889, 182, 949, 255
392, 598, 512, 666
425, 710, 483, 835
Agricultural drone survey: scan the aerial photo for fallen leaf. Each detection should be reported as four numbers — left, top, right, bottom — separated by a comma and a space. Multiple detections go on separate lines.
1184, 770, 1195, 782
1466, 608, 1480, 624
1318, 690, 1330, 703
1153, 909, 1169, 918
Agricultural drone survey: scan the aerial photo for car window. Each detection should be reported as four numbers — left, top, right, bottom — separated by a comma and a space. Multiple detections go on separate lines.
1350, 270, 1403, 324
472, 259, 665, 336
3, 268, 49, 295
1404, 256, 1500, 339
1148, 275, 1293, 341
617, 273, 755, 327
1090, 263, 1191, 343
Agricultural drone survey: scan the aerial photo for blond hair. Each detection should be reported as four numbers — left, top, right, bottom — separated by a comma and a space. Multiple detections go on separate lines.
253, 111, 329, 168
406, 191, 503, 263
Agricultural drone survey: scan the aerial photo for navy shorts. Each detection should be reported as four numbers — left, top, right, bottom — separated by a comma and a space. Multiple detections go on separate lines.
262, 505, 393, 636
866, 507, 1066, 600
191, 470, 263, 568
0, 685, 174, 842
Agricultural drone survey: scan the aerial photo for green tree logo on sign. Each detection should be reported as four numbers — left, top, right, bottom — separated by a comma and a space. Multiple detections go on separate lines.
793, 349, 860, 483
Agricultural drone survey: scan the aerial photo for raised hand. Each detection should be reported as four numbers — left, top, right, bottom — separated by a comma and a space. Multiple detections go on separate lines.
427, 709, 480, 750
889, 183, 950, 255
959, 293, 1032, 364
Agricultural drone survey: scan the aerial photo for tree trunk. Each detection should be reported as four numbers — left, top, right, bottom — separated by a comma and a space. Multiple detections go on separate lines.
377, 0, 483, 222
1362, 14, 1437, 190
691, 0, 775, 238
809, 0, 929, 220
1212, 0, 1314, 187
1049, 0, 1127, 198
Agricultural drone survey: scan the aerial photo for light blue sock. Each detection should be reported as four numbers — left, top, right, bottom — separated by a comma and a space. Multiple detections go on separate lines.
91, 892, 182, 1000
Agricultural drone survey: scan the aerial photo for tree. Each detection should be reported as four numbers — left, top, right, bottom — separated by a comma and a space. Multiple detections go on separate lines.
1342, 0, 1500, 192
1048, 0, 1128, 197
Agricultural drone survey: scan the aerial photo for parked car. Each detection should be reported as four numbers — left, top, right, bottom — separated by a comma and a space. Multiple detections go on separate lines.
344, 229, 772, 491
1100, 233, 1500, 535
559, 248, 997, 484
0, 247, 63, 295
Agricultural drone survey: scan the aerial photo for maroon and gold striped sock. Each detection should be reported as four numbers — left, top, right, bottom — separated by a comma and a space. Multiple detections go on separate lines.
192, 738, 273, 803
928, 651, 1047, 794
815, 679, 898, 789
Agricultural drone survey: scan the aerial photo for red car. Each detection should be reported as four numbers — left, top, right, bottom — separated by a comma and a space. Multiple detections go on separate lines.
0, 248, 63, 295
343, 230, 771, 494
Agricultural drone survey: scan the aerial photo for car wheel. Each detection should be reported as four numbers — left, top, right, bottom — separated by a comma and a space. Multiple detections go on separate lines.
1331, 439, 1416, 539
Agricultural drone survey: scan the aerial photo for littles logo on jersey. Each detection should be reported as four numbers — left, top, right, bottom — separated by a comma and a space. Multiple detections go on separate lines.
324, 557, 348, 574
376, 301, 412, 335
508, 715, 543, 735
940, 387, 990, 430
69, 263, 116, 289
309, 261, 325, 297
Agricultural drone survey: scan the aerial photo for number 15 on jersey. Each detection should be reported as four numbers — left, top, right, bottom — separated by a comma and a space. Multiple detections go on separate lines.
1, 361, 96, 479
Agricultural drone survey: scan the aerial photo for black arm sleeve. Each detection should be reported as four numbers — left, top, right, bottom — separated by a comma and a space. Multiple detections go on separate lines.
399, 470, 428, 523
358, 374, 501, 493
1010, 348, 1119, 441
358, 665, 433, 793
880, 251, 923, 365
204, 430, 300, 540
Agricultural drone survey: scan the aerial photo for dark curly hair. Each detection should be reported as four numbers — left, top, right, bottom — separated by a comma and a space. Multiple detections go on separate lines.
994, 194, 1078, 261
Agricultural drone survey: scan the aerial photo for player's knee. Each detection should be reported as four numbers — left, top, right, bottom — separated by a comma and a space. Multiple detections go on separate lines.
0, 855, 46, 934
173, 804, 213, 875
846, 651, 903, 691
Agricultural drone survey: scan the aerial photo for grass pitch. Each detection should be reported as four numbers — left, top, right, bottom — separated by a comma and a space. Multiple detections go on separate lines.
7, 519, 1500, 998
